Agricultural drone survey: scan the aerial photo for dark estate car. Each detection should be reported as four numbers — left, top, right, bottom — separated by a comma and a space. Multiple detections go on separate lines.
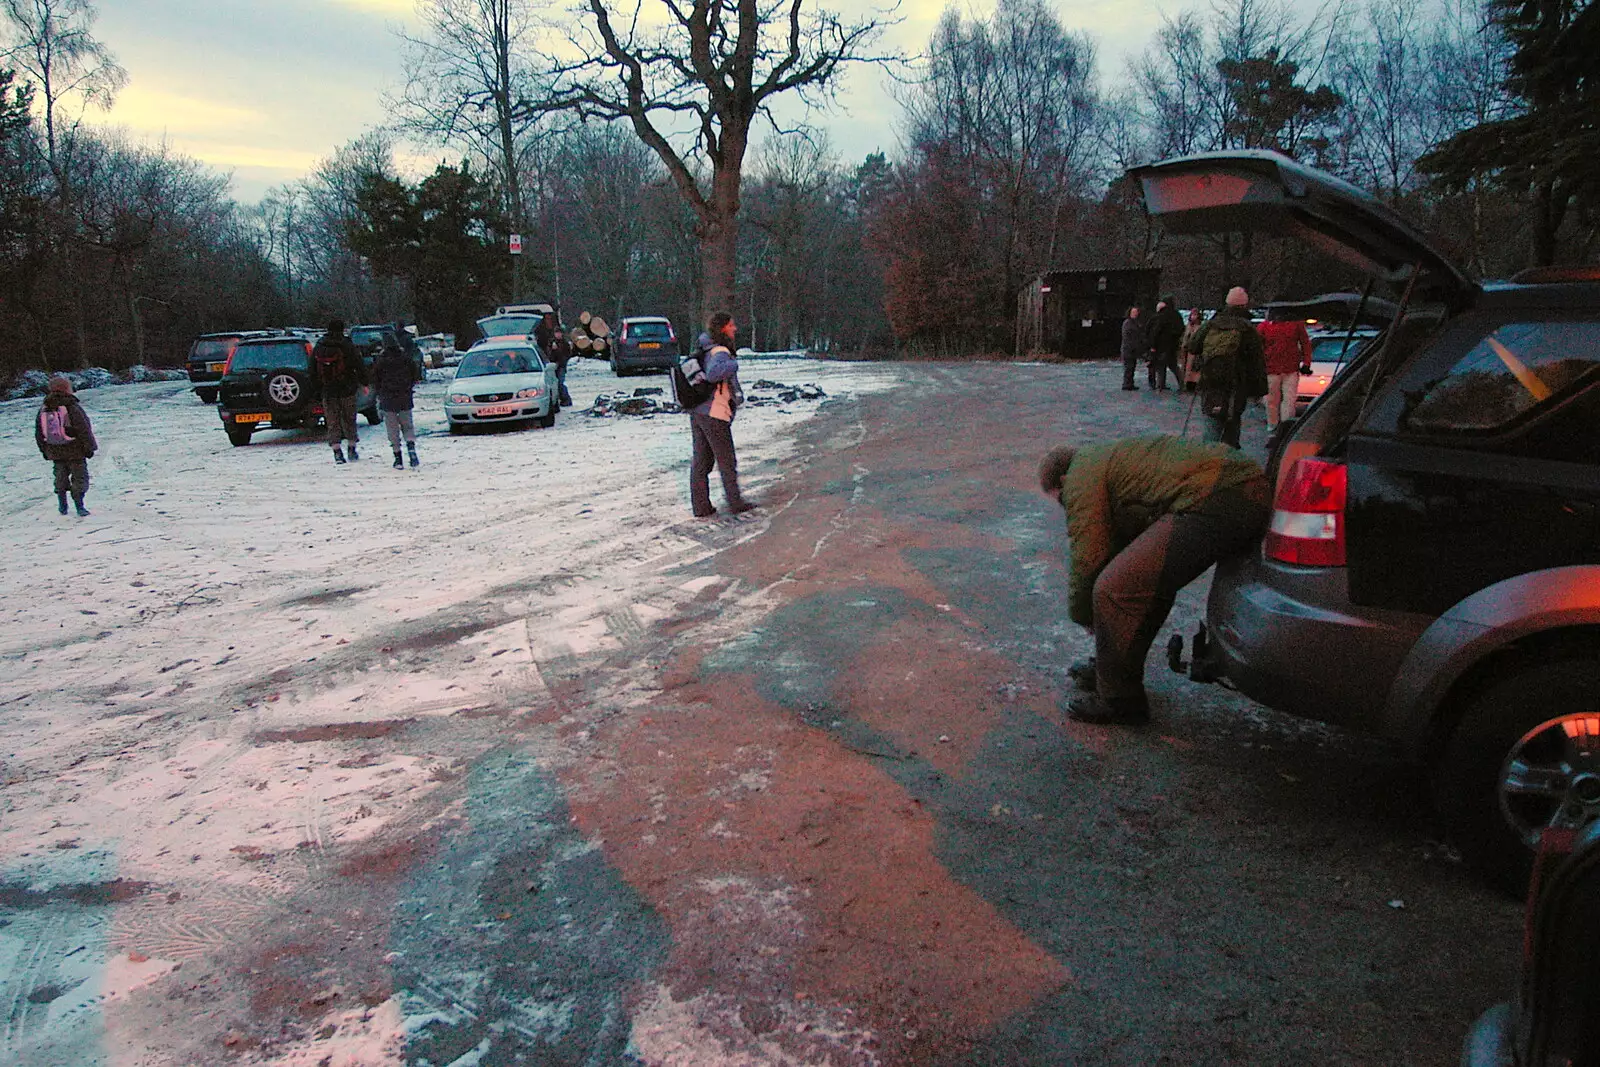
185, 331, 280, 404
611, 316, 678, 376
217, 336, 378, 446
1133, 151, 1600, 896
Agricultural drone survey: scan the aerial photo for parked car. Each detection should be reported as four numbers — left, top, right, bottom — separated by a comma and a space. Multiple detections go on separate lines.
217, 336, 379, 447
1133, 150, 1600, 895
1462, 822, 1600, 1066
184, 330, 279, 404
1298, 331, 1378, 413
443, 338, 557, 433
611, 316, 678, 376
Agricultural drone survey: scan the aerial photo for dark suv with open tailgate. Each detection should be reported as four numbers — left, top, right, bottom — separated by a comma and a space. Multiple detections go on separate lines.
1133, 151, 1600, 895
217, 336, 378, 446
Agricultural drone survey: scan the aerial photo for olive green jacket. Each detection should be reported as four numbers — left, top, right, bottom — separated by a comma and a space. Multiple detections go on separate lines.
1057, 435, 1265, 626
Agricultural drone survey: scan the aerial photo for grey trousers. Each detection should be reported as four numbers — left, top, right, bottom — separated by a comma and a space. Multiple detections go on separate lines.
1092, 481, 1271, 700
52, 459, 88, 498
384, 409, 416, 448
324, 394, 358, 447
689, 411, 745, 515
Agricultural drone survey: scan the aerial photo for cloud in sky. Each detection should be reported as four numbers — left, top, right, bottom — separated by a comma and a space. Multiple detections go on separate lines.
91, 0, 1173, 204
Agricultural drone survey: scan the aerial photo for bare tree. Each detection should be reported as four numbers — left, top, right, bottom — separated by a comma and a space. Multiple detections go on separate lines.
538, 0, 889, 319
0, 0, 123, 175
391, 0, 545, 243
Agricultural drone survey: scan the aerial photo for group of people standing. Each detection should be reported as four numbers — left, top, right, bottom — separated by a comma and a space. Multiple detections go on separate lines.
1120, 287, 1312, 448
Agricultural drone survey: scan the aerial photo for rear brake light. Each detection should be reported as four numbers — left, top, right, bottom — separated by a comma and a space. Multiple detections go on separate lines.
1264, 457, 1347, 566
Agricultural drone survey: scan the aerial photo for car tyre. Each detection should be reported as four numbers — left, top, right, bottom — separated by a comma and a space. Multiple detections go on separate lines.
537, 408, 556, 429
227, 428, 252, 447
1433, 656, 1600, 898
197, 387, 219, 404
610, 358, 623, 377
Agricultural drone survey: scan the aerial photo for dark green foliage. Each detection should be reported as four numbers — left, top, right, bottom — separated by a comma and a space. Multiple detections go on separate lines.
1420, 0, 1600, 264
349, 163, 523, 347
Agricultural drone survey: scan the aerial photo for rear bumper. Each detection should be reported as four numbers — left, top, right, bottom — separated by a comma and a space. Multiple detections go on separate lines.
1204, 553, 1429, 738
614, 350, 675, 370
187, 367, 223, 385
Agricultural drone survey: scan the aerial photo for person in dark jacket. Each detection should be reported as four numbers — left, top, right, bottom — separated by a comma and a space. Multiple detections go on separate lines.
688, 312, 754, 519
313, 319, 368, 463
373, 339, 422, 469
1119, 305, 1146, 391
392, 322, 425, 377
1183, 287, 1267, 448
1040, 436, 1270, 725
36, 376, 97, 516
1147, 296, 1185, 391
549, 328, 573, 407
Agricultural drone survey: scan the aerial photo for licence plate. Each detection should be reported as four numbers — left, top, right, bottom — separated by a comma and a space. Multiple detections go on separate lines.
477, 404, 516, 416
639, 342, 660, 349
207, 362, 228, 373
234, 412, 271, 424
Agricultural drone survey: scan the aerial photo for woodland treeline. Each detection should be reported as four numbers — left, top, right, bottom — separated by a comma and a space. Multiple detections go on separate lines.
0, 0, 1594, 376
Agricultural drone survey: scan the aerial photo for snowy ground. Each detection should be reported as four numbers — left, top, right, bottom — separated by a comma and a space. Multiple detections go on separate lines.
0, 356, 904, 1065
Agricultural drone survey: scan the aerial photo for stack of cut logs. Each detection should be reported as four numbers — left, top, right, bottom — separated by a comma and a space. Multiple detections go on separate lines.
570, 312, 610, 358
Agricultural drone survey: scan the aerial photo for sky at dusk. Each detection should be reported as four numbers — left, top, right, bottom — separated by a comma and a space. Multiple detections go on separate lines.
93, 0, 1169, 204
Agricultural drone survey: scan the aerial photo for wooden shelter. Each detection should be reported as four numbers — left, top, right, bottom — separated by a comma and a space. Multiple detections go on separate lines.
1016, 268, 1163, 360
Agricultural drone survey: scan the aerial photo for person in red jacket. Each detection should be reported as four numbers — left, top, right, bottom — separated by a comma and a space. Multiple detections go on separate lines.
1256, 307, 1312, 431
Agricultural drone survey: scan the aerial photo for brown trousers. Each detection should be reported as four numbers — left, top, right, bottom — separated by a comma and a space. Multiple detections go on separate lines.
324, 394, 359, 447
1093, 480, 1271, 700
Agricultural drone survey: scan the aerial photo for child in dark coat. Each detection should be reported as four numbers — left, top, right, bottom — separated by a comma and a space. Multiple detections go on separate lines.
35, 376, 98, 516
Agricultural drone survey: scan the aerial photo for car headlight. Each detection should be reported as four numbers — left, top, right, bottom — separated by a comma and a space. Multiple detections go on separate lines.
448, 393, 471, 404
515, 387, 543, 399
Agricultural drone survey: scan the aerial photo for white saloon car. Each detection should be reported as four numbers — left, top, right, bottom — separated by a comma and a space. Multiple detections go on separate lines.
444, 339, 558, 433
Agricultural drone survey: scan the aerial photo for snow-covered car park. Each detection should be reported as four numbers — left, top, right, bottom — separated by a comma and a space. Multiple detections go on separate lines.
0, 355, 1527, 1065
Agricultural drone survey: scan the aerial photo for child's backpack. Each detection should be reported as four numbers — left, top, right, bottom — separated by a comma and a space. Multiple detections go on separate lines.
39, 405, 74, 446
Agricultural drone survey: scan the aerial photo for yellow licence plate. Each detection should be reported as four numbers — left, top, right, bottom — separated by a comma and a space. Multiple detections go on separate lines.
639, 342, 660, 349
234, 412, 271, 424
207, 362, 228, 373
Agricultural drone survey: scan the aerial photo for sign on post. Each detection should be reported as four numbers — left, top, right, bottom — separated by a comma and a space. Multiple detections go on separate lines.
509, 234, 523, 255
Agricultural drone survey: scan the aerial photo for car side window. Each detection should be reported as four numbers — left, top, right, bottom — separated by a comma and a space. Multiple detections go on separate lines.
1402, 319, 1600, 433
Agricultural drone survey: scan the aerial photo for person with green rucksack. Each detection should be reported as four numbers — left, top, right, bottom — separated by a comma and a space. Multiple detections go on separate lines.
1183, 287, 1268, 448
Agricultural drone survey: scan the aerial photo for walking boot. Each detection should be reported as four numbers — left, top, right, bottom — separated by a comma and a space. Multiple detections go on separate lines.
348, 444, 359, 461
728, 501, 757, 516
1067, 657, 1097, 693
393, 450, 404, 470
72, 494, 89, 517
333, 448, 347, 464
56, 492, 68, 515
1064, 692, 1150, 726
407, 443, 419, 468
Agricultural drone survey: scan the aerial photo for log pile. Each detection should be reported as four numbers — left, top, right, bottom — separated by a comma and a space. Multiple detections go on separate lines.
570, 311, 611, 360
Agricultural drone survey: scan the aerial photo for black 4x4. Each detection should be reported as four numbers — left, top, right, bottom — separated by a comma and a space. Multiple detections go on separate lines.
217, 336, 378, 446
185, 331, 279, 404
1134, 151, 1600, 894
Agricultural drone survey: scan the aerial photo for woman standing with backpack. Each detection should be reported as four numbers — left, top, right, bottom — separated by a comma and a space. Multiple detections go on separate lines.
686, 312, 755, 519
35, 376, 97, 516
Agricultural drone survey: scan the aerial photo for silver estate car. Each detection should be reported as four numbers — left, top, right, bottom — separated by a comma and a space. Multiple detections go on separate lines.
444, 339, 558, 433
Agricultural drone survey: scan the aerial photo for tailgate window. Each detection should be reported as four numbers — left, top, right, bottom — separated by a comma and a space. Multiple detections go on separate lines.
1402, 319, 1600, 432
